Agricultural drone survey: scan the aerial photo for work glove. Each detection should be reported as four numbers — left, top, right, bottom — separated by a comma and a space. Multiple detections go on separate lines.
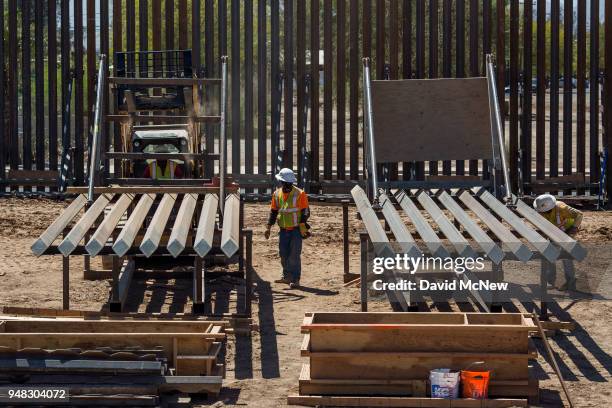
299, 223, 311, 239
264, 225, 271, 240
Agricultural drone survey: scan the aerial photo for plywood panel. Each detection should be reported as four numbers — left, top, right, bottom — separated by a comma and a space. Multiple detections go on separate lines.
371, 78, 493, 162
309, 353, 529, 381
307, 327, 528, 354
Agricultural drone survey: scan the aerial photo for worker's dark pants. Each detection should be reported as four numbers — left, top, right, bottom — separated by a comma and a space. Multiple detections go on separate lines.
279, 228, 302, 282
546, 260, 576, 287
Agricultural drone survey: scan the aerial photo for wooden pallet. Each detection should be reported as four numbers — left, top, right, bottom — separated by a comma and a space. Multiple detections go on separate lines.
287, 395, 529, 407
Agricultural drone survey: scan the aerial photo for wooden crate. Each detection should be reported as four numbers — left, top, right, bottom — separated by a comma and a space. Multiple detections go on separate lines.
0, 316, 226, 376
299, 312, 536, 401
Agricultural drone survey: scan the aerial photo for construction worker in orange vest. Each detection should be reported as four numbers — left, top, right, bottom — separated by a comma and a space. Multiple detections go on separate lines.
534, 194, 584, 291
265, 168, 310, 288
142, 145, 184, 179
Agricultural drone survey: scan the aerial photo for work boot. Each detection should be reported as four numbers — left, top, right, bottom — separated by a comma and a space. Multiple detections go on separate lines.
557, 278, 577, 292
274, 278, 291, 284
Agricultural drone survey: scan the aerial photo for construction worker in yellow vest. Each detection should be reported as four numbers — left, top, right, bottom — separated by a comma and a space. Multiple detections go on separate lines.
143, 159, 184, 179
264, 168, 310, 288
534, 194, 584, 291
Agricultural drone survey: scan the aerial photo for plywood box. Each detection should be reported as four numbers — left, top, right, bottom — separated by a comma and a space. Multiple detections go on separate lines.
301, 312, 534, 382
0, 316, 227, 376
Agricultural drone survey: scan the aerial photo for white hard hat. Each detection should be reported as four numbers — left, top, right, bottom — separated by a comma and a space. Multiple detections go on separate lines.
275, 168, 297, 184
533, 194, 556, 213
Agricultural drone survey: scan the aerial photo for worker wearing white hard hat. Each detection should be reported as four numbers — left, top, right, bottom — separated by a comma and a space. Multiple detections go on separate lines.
533, 194, 557, 213
265, 168, 311, 288
533, 194, 583, 233
533, 194, 584, 291
275, 167, 298, 184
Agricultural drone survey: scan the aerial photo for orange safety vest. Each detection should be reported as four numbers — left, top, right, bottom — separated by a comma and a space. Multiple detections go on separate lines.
273, 186, 302, 229
146, 159, 176, 180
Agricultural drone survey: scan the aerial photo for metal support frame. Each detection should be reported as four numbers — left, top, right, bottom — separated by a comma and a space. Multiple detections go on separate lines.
109, 256, 136, 313
486, 54, 513, 201
299, 74, 312, 191
62, 256, 70, 310
273, 72, 285, 177
360, 55, 509, 200
359, 232, 368, 312
111, 256, 120, 306
354, 187, 579, 315
599, 147, 608, 209
244, 228, 253, 317
193, 256, 205, 314
219, 56, 228, 213
357, 230, 563, 315
539, 258, 553, 320
342, 202, 355, 283
87, 55, 107, 203
362, 58, 379, 203
58, 72, 75, 193
83, 239, 91, 280
490, 261, 504, 313
40, 55, 243, 318
238, 198, 245, 273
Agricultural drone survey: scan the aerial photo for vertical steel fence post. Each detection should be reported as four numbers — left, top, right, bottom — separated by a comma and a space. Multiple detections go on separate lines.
362, 58, 379, 203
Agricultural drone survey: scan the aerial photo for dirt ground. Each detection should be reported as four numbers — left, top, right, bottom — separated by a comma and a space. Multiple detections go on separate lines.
0, 196, 611, 407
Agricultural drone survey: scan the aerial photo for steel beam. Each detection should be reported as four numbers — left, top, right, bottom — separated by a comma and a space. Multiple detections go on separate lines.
378, 192, 422, 258
514, 198, 586, 261
351, 186, 387, 243
416, 191, 477, 259
167, 193, 198, 258
352, 186, 411, 310
113, 194, 156, 257
220, 193, 240, 257
437, 191, 504, 264
459, 191, 532, 262
86, 194, 134, 256
58, 194, 114, 256
479, 190, 560, 262
395, 190, 450, 258
32, 195, 88, 256
140, 194, 177, 257
194, 194, 219, 257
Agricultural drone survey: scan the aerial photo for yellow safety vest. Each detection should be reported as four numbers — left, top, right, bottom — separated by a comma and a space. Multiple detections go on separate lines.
146, 159, 176, 180
543, 203, 576, 230
274, 186, 302, 229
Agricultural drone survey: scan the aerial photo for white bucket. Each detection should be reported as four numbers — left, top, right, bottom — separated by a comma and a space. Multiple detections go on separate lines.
429, 369, 460, 399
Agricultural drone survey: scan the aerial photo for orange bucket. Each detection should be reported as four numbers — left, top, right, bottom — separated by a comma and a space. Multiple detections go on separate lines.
460, 370, 491, 399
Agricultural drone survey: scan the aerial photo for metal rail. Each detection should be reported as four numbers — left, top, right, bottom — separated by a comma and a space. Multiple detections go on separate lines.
299, 74, 312, 190
219, 56, 228, 214
362, 58, 379, 203
273, 71, 285, 178
58, 72, 75, 193
486, 54, 512, 201
87, 55, 106, 203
